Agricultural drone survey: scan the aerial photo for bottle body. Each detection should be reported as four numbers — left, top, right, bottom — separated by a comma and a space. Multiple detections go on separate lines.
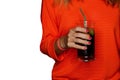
77, 28, 95, 62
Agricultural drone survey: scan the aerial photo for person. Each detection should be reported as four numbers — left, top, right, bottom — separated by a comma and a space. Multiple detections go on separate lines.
40, 0, 120, 79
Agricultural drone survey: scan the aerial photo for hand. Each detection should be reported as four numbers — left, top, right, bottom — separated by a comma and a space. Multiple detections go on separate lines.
66, 26, 91, 50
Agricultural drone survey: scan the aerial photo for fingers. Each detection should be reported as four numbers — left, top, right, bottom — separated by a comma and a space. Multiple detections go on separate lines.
74, 38, 91, 45
68, 36, 91, 45
69, 27, 91, 40
67, 26, 91, 50
74, 33, 91, 40
73, 26, 87, 33
67, 41, 87, 50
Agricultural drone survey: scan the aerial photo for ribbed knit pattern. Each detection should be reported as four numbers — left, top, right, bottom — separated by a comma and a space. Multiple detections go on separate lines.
40, 0, 120, 79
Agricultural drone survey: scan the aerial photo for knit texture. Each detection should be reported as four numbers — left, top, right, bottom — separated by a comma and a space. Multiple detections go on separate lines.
40, 0, 120, 79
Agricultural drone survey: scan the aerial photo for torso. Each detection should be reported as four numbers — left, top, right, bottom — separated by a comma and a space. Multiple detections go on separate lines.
52, 0, 120, 79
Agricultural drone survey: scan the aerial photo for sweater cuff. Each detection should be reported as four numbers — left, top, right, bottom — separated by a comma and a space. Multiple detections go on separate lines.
48, 38, 64, 62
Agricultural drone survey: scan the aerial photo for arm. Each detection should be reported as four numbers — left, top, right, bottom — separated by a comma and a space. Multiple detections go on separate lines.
40, 0, 64, 61
40, 0, 92, 62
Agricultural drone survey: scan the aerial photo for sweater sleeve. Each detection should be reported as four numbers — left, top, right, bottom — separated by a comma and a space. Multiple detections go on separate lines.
114, 18, 120, 53
40, 0, 64, 61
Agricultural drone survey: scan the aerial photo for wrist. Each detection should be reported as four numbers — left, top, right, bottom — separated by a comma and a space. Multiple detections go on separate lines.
54, 35, 68, 55
57, 38, 66, 51
57, 36, 68, 50
59, 35, 68, 49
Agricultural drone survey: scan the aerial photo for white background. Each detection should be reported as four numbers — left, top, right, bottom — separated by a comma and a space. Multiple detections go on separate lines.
0, 0, 54, 80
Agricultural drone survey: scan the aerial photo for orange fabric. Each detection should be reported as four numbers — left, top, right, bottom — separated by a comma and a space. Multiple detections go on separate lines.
40, 0, 120, 80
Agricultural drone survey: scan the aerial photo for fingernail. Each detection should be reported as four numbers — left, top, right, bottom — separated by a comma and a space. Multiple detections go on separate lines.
88, 42, 91, 45
89, 37, 92, 40
84, 47, 87, 50
86, 30, 88, 32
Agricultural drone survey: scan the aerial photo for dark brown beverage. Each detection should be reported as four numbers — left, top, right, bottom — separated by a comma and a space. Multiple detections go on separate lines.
77, 28, 95, 62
